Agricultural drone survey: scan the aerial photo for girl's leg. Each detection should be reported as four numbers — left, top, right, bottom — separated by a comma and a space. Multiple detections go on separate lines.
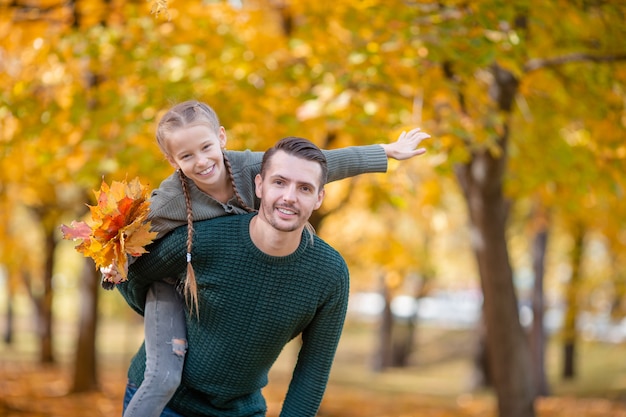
123, 382, 185, 417
123, 281, 187, 417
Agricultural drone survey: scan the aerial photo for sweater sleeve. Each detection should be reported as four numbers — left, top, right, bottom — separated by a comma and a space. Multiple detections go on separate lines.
229, 145, 388, 188
279, 263, 350, 417
146, 173, 189, 237
147, 145, 387, 233
116, 227, 188, 315
323, 144, 388, 183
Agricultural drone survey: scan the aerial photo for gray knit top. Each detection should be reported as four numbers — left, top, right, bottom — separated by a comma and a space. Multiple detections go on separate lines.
147, 145, 388, 236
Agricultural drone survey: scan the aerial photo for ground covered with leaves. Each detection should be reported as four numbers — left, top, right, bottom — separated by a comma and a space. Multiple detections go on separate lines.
2, 359, 626, 417
3, 321, 626, 416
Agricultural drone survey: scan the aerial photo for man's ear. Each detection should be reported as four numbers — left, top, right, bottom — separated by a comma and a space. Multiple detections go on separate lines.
314, 188, 325, 210
254, 174, 263, 198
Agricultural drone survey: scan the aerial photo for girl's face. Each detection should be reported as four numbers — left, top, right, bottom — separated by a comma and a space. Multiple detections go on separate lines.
166, 124, 228, 195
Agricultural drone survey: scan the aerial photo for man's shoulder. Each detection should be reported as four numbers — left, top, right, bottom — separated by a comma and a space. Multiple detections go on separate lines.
306, 236, 350, 299
310, 235, 349, 271
194, 211, 252, 229
165, 213, 251, 250
311, 234, 339, 253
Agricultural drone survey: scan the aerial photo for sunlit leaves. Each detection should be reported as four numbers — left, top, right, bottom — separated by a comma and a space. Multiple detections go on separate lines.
148, 0, 171, 20
1, 0, 625, 304
61, 178, 157, 281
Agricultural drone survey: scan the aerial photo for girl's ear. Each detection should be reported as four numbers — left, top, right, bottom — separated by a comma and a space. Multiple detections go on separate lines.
166, 156, 179, 170
219, 126, 227, 149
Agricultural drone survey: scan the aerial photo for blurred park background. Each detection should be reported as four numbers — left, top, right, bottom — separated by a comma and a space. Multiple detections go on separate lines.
1, 1, 626, 416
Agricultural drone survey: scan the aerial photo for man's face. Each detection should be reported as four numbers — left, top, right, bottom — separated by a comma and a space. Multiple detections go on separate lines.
254, 150, 325, 233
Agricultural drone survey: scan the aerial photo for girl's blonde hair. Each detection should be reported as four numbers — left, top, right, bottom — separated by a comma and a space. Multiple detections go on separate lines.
157, 100, 254, 316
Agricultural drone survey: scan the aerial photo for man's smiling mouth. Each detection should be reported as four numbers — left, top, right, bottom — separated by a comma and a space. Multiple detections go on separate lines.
277, 207, 296, 215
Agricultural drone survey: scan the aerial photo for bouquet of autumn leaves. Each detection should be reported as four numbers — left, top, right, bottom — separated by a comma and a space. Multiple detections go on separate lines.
61, 177, 158, 289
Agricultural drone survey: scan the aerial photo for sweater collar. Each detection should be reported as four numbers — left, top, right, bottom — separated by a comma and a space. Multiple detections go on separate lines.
241, 213, 311, 263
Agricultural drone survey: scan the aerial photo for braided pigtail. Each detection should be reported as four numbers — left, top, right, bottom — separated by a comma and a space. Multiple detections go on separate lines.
178, 169, 199, 318
304, 222, 316, 245
223, 153, 256, 213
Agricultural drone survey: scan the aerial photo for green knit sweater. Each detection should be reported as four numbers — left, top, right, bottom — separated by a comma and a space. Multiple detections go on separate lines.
147, 146, 388, 236
118, 213, 350, 417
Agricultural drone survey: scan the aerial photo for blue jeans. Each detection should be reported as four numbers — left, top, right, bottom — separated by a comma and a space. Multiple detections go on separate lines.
124, 382, 184, 417
123, 281, 188, 417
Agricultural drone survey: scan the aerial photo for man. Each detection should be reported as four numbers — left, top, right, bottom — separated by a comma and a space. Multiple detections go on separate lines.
118, 137, 350, 417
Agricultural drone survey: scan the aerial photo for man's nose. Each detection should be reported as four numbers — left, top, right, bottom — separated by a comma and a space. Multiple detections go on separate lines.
282, 185, 297, 202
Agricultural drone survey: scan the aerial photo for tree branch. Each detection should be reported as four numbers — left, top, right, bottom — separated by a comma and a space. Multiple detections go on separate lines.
524, 52, 626, 73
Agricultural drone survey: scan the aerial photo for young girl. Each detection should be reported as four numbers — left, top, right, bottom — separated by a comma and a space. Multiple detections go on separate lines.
105, 100, 430, 417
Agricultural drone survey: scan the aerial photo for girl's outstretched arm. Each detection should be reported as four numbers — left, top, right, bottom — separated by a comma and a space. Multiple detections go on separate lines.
380, 127, 430, 160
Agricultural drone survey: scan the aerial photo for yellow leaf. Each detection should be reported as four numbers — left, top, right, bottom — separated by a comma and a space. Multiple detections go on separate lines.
60, 177, 158, 282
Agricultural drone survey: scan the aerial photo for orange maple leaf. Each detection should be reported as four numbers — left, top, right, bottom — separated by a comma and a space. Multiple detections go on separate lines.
60, 177, 158, 282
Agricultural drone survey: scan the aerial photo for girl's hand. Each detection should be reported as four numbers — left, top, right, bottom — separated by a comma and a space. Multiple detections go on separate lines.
100, 263, 126, 285
381, 128, 430, 160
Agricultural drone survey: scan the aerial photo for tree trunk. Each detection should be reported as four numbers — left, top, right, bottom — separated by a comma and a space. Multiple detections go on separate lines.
451, 63, 535, 417
69, 0, 102, 390
25, 207, 61, 364
373, 274, 393, 372
562, 343, 575, 379
455, 144, 535, 417
3, 276, 14, 345
470, 314, 491, 390
530, 206, 550, 395
390, 314, 416, 367
71, 258, 100, 392
562, 223, 584, 379
610, 266, 626, 319
390, 289, 421, 368
39, 228, 56, 363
